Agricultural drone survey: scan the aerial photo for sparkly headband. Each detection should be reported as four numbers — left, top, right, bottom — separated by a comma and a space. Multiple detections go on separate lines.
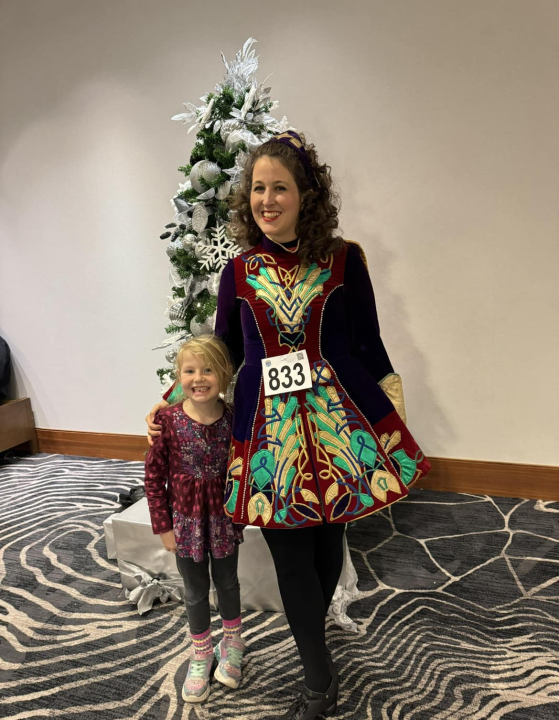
265, 131, 318, 189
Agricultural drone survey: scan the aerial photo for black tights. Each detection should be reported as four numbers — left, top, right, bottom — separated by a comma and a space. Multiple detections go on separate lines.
261, 521, 346, 693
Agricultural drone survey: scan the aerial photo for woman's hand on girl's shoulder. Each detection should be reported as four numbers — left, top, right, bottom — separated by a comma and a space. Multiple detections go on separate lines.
146, 400, 170, 446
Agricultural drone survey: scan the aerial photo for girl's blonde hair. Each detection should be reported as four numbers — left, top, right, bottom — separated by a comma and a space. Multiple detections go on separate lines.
175, 334, 234, 395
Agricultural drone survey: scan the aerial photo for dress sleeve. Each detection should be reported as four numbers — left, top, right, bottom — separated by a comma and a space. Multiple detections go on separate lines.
163, 381, 183, 404
344, 242, 407, 423
215, 258, 245, 371
144, 412, 173, 534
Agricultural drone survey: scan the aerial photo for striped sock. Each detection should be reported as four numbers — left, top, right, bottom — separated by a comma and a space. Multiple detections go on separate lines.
191, 628, 213, 655
222, 616, 242, 641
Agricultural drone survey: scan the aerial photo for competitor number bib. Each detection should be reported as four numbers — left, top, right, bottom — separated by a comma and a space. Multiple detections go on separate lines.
262, 350, 312, 397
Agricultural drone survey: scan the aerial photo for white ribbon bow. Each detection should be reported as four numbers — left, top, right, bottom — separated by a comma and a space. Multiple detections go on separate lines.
120, 560, 182, 615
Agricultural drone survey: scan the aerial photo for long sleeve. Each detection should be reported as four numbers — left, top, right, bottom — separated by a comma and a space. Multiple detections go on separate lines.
215, 258, 245, 372
344, 241, 407, 423
144, 412, 173, 534
344, 242, 394, 382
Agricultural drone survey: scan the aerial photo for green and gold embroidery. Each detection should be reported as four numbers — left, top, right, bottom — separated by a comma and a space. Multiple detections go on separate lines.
224, 455, 243, 515
245, 395, 315, 526
244, 253, 277, 272
247, 492, 273, 525
305, 386, 403, 520
246, 262, 332, 350
390, 448, 419, 485
380, 431, 422, 485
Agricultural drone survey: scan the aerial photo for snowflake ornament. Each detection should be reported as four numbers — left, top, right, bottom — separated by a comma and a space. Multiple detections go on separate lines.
197, 223, 241, 272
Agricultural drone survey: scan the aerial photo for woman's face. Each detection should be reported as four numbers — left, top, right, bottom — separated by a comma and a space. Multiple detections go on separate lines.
250, 156, 301, 244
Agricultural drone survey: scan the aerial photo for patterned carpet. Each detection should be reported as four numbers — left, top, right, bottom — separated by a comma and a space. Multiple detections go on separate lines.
1, 454, 559, 719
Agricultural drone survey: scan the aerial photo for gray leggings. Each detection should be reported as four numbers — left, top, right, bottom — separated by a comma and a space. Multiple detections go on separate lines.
175, 547, 241, 635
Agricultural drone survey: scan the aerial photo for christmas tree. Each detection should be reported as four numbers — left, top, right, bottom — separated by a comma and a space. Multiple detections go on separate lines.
155, 39, 289, 400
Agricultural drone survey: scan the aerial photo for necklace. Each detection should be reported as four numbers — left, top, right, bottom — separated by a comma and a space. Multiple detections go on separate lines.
268, 236, 300, 253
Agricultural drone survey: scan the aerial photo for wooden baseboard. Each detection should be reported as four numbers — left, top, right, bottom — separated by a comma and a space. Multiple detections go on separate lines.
417, 457, 558, 501
35, 429, 559, 500
36, 429, 149, 462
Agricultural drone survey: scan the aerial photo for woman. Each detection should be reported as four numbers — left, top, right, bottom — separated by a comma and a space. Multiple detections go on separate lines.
148, 131, 431, 720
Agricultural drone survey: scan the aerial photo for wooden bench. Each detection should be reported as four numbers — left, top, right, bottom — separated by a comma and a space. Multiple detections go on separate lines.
0, 398, 38, 454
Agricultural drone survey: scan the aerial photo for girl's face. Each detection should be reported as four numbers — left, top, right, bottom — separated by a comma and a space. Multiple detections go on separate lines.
179, 350, 220, 407
250, 156, 301, 244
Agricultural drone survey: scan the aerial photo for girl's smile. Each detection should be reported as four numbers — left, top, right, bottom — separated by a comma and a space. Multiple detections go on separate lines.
180, 350, 220, 407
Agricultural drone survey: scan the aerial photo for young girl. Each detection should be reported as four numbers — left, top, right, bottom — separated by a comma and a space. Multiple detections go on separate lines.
144, 334, 244, 704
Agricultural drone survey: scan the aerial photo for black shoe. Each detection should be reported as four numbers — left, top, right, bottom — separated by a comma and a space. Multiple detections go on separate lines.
278, 674, 338, 720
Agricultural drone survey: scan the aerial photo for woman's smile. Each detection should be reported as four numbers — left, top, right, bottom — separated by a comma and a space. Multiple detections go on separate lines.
250, 156, 301, 244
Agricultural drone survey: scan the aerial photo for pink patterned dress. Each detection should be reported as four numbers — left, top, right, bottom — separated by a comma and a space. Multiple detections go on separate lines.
144, 402, 243, 562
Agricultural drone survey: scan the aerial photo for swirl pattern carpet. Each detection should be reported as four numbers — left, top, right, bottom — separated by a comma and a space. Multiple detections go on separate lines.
1, 454, 558, 719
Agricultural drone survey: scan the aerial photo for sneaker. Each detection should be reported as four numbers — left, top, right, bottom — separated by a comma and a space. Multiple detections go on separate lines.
182, 651, 215, 703
214, 636, 246, 689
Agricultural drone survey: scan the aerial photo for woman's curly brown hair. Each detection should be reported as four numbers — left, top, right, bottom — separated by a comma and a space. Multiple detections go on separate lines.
228, 133, 344, 262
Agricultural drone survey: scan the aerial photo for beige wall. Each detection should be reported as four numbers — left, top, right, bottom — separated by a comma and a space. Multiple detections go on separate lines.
1, 0, 558, 464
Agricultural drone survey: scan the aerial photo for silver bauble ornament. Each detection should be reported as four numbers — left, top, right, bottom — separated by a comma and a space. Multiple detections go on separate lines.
166, 239, 182, 258
182, 233, 197, 251
190, 310, 216, 337
168, 301, 189, 327
190, 160, 222, 193
189, 317, 204, 336
220, 119, 242, 142
201, 161, 221, 183
165, 347, 179, 364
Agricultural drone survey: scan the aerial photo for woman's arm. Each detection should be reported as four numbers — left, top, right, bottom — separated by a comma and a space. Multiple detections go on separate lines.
215, 258, 245, 371
145, 400, 170, 445
344, 241, 407, 423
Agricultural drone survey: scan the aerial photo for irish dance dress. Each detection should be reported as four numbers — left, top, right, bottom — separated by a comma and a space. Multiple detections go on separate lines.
215, 235, 431, 529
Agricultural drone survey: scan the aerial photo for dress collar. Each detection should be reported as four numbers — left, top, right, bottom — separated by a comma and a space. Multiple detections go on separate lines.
260, 234, 300, 254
